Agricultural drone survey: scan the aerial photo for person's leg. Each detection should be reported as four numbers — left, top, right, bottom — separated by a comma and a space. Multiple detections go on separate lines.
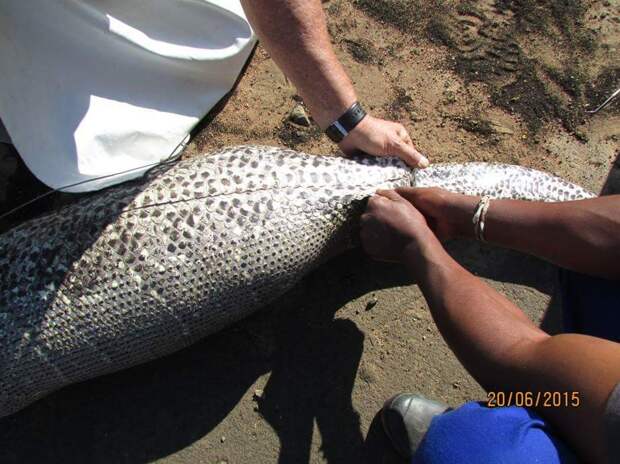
560, 269, 620, 342
413, 401, 579, 464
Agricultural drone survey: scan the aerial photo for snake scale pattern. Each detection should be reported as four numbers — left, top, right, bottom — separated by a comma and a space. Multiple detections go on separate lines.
0, 145, 594, 417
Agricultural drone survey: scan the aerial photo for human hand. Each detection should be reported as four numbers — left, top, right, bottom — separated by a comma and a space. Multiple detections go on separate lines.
339, 115, 429, 169
395, 187, 478, 241
360, 190, 437, 263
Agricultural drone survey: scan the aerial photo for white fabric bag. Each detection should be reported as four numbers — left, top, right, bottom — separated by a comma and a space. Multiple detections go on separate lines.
0, 0, 256, 192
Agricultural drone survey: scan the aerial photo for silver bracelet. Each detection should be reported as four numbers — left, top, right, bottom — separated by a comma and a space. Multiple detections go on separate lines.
472, 196, 491, 242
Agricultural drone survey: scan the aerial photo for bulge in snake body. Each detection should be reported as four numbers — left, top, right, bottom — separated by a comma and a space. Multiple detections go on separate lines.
0, 145, 594, 417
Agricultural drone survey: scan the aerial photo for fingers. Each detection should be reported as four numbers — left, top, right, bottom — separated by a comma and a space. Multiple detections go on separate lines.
396, 186, 444, 202
394, 143, 430, 168
374, 189, 404, 202
394, 123, 422, 159
397, 126, 414, 148
366, 193, 389, 213
338, 115, 430, 169
394, 187, 424, 203
372, 189, 429, 224
365, 192, 400, 223
390, 132, 429, 169
394, 123, 429, 168
360, 211, 384, 244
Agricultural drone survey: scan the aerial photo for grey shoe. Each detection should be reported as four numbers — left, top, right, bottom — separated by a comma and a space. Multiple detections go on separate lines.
381, 393, 450, 459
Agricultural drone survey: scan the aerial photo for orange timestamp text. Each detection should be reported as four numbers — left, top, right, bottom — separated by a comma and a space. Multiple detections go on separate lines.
487, 391, 581, 408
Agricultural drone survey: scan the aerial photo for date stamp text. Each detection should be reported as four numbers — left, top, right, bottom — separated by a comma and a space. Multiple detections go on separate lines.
487, 391, 581, 408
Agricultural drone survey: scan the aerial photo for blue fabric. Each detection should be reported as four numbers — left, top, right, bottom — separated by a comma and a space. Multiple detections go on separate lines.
412, 402, 579, 464
412, 270, 619, 463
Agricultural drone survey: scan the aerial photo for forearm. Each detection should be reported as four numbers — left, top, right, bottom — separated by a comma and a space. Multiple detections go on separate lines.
403, 237, 546, 391
454, 195, 620, 279
403, 238, 620, 463
241, 0, 356, 127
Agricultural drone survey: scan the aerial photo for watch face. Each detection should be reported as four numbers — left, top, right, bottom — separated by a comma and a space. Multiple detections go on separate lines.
351, 105, 365, 121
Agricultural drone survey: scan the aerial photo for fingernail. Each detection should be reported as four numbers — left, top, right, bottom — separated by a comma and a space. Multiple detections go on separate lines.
418, 156, 430, 168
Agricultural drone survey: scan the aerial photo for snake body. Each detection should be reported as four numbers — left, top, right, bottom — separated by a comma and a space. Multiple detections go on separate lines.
0, 145, 594, 416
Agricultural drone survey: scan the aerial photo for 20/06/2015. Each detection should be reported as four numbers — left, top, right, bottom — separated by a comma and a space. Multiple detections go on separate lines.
487, 391, 581, 408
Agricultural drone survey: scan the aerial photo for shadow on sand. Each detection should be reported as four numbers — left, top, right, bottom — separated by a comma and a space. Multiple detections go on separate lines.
0, 242, 561, 464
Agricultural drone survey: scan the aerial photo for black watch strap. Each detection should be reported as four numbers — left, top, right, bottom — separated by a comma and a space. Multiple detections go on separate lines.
325, 102, 367, 143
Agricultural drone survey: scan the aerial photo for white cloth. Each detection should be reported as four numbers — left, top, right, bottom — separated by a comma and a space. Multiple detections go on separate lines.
0, 0, 256, 192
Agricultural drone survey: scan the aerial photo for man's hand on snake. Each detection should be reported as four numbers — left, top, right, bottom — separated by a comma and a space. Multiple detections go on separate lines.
338, 115, 429, 169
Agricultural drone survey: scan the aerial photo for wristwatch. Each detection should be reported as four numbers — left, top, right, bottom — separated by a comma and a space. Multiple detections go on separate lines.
324, 102, 367, 143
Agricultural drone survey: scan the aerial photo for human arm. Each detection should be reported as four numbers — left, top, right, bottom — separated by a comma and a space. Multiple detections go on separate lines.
360, 191, 620, 463
240, 0, 429, 167
396, 188, 620, 279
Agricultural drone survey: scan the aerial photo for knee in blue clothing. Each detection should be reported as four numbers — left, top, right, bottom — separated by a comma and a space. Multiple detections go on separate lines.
412, 401, 578, 464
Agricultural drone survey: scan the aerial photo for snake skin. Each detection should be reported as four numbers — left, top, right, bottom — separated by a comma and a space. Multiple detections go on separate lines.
0, 145, 594, 417
414, 163, 594, 200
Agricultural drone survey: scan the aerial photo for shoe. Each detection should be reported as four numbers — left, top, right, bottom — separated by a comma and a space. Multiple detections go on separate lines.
381, 393, 449, 459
